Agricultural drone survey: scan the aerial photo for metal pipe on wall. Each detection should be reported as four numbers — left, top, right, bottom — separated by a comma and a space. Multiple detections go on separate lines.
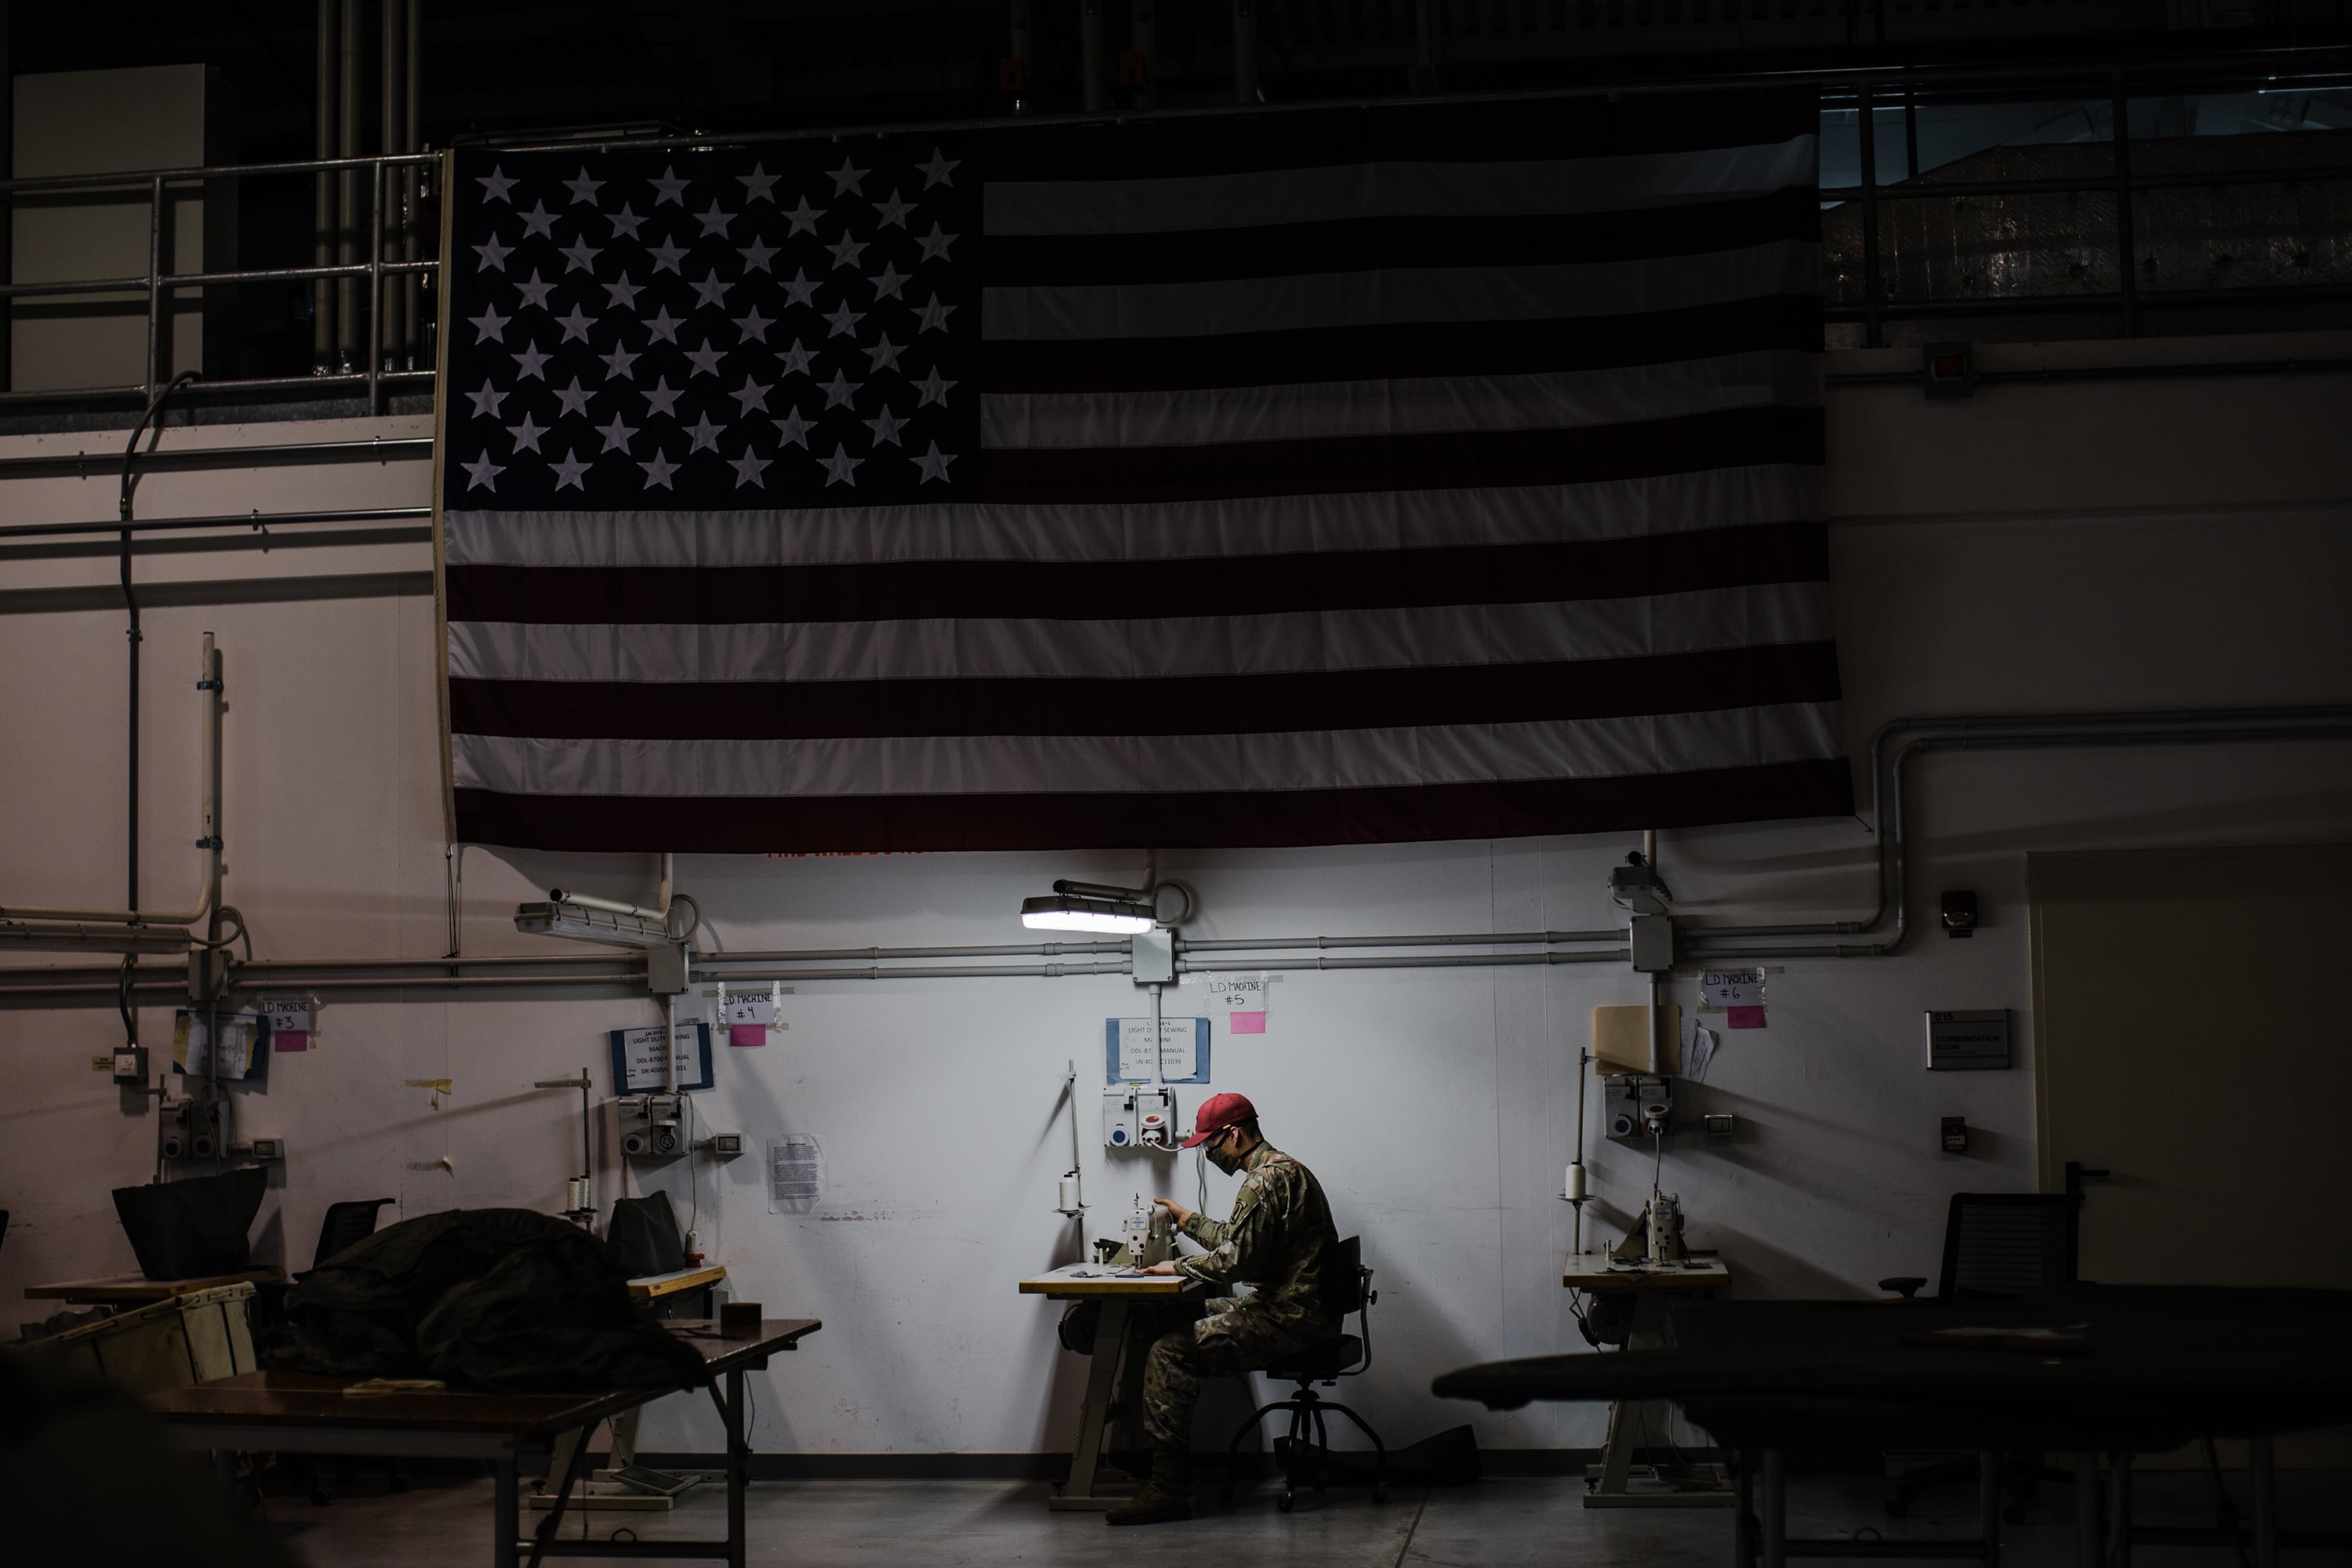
1080, 1, 1105, 113
380, 0, 405, 372
403, 0, 420, 371
1232, 0, 1259, 105
314, 0, 336, 373
336, 0, 361, 371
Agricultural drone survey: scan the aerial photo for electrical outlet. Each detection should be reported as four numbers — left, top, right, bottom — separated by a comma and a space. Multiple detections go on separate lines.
696, 1132, 744, 1156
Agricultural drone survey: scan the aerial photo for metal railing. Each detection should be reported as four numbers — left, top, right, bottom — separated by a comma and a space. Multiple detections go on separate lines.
0, 151, 437, 414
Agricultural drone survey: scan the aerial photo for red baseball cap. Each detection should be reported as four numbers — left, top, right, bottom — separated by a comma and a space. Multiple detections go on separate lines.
1181, 1091, 1258, 1149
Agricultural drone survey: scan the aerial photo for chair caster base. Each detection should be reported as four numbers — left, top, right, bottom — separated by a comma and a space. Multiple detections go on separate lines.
1278, 1491, 1295, 1512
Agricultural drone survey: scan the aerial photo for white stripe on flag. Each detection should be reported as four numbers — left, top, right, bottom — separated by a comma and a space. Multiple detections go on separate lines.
981, 241, 1817, 341
447, 583, 1833, 687
452, 701, 1846, 799
982, 138, 1818, 235
442, 466, 1821, 569
980, 353, 1820, 449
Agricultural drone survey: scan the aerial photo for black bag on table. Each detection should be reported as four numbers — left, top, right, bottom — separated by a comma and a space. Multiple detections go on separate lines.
110, 1167, 267, 1280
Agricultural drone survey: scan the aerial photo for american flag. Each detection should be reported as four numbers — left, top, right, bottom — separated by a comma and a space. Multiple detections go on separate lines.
437, 95, 1850, 853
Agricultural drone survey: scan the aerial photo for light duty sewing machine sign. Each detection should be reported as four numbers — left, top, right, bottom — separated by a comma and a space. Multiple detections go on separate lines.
1106, 1018, 1211, 1084
264, 999, 314, 1052
720, 988, 775, 1047
608, 1021, 716, 1091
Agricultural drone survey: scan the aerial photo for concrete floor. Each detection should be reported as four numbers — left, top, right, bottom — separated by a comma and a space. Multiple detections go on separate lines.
257, 1468, 2350, 1567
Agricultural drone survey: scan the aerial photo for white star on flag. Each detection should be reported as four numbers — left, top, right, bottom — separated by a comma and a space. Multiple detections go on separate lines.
776, 339, 816, 376
780, 269, 821, 309
609, 204, 647, 239
473, 234, 513, 271
517, 270, 557, 310
738, 164, 779, 202
913, 294, 956, 333
467, 379, 506, 419
552, 378, 596, 419
550, 449, 592, 489
916, 223, 957, 263
561, 236, 601, 273
863, 333, 906, 372
729, 446, 773, 488
463, 452, 504, 489
506, 413, 549, 452
863, 405, 909, 445
555, 305, 594, 343
819, 443, 864, 486
873, 191, 914, 228
564, 169, 604, 205
691, 272, 731, 310
469, 304, 510, 342
641, 378, 684, 419
648, 237, 688, 274
781, 196, 822, 237
734, 307, 774, 343
869, 262, 909, 300
773, 407, 815, 448
914, 147, 960, 187
684, 413, 724, 453
823, 301, 864, 338
684, 339, 727, 378
598, 341, 641, 380
639, 449, 679, 488
729, 376, 773, 416
913, 441, 956, 483
477, 166, 517, 202
603, 274, 643, 310
739, 237, 777, 273
595, 412, 638, 453
644, 307, 683, 343
651, 166, 691, 205
819, 369, 862, 408
913, 366, 956, 407
826, 231, 868, 270
827, 158, 867, 194
695, 201, 735, 238
518, 201, 558, 240
511, 341, 550, 379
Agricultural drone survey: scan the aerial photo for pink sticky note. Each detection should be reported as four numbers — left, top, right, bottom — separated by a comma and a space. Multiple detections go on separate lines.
1726, 1006, 1767, 1030
1230, 1011, 1266, 1034
273, 1030, 309, 1053
728, 1022, 766, 1047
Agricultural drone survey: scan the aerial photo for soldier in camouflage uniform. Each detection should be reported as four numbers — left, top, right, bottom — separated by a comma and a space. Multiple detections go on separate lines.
1105, 1092, 1340, 1526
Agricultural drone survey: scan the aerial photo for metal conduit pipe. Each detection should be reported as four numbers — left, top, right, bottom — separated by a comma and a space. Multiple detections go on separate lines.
697, 941, 1128, 964
1680, 705, 2352, 942
1178, 929, 1621, 951
2, 632, 222, 927
380, 0, 405, 371
313, 0, 336, 373
1182, 950, 1630, 974
336, 0, 360, 370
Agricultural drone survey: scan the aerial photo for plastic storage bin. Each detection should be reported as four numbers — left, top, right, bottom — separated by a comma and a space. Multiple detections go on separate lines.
25, 1282, 256, 1396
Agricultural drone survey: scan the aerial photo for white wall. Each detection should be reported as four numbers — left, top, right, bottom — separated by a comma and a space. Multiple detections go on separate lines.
4, 332, 2350, 1457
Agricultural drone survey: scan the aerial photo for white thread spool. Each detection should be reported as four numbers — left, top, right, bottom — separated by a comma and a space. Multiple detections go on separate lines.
1563, 1163, 1588, 1202
1058, 1174, 1081, 1213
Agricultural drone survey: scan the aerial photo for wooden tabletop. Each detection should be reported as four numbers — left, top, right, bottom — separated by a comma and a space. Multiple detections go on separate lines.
24, 1267, 287, 1302
1019, 1264, 1199, 1298
627, 1264, 727, 1301
143, 1318, 822, 1436
1563, 1253, 1731, 1291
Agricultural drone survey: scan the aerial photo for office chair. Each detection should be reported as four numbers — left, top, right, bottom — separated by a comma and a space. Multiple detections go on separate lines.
1878, 1192, 2078, 1520
284, 1199, 404, 1506
1220, 1235, 1388, 1512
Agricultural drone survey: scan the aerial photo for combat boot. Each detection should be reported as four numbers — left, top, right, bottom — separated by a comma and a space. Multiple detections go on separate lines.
1105, 1449, 1192, 1526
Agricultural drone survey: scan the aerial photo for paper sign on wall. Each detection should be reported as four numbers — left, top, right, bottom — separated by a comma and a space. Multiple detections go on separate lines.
1699, 970, 1764, 1008
1680, 1016, 1721, 1082
608, 1022, 715, 1092
265, 999, 314, 1052
174, 1010, 264, 1080
1204, 974, 1271, 1034
768, 1134, 824, 1214
723, 987, 775, 1047
1107, 1017, 1210, 1084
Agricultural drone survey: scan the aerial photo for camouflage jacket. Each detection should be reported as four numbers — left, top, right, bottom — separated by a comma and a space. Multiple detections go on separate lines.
1174, 1143, 1340, 1330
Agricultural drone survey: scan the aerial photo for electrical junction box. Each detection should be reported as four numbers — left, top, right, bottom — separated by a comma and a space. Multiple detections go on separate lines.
105, 1046, 147, 1084
1629, 915, 1675, 973
698, 1132, 744, 1157
1131, 927, 1174, 985
1925, 1010, 2011, 1070
1605, 1075, 1674, 1141
159, 1098, 228, 1163
247, 1137, 286, 1161
1104, 1083, 1178, 1151
618, 1094, 685, 1158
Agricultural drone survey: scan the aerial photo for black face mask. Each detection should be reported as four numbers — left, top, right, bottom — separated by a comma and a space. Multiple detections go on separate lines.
1207, 1139, 1246, 1176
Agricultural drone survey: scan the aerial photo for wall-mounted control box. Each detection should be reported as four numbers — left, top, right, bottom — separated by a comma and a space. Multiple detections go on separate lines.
159, 1098, 228, 1163
696, 1132, 744, 1157
1605, 1075, 1674, 1140
1104, 1083, 1178, 1150
1925, 1010, 2011, 1070
617, 1093, 686, 1158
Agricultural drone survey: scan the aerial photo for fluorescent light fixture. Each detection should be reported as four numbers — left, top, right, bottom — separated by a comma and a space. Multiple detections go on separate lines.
1018, 877, 1194, 934
0, 920, 194, 955
514, 900, 676, 948
1021, 893, 1158, 933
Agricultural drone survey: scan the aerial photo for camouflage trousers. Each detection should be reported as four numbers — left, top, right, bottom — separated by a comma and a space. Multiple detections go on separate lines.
1126, 1297, 1333, 1451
